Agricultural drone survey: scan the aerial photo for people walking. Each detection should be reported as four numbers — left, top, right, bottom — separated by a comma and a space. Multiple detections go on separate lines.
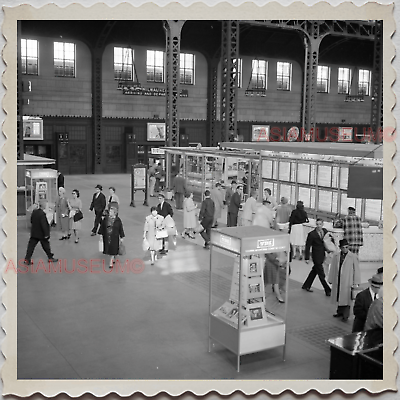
224, 180, 236, 211
171, 171, 187, 210
263, 188, 278, 211
148, 162, 157, 197
98, 204, 125, 268
264, 252, 285, 303
342, 206, 364, 255
69, 189, 83, 243
56, 187, 71, 240
156, 193, 174, 255
328, 239, 360, 322
289, 200, 309, 260
24, 199, 58, 265
302, 218, 332, 296
241, 189, 258, 226
227, 184, 243, 227
198, 190, 215, 249
182, 192, 197, 239
352, 273, 383, 332
210, 182, 225, 228
144, 206, 165, 265
252, 200, 274, 228
89, 184, 106, 236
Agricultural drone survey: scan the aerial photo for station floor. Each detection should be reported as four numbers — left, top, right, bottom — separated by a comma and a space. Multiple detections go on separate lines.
16, 174, 381, 380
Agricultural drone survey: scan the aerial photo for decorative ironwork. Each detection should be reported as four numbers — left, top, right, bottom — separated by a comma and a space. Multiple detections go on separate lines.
207, 57, 219, 146
164, 20, 185, 148
220, 20, 239, 143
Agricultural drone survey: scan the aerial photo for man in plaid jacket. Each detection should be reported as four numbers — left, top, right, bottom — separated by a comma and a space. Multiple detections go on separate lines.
342, 207, 364, 255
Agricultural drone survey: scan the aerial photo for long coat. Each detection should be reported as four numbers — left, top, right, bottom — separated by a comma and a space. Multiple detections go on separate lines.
328, 250, 360, 306
56, 196, 70, 231
352, 288, 373, 332
172, 175, 187, 194
228, 191, 241, 215
99, 216, 125, 256
144, 214, 165, 251
252, 204, 274, 228
30, 208, 50, 240
183, 197, 197, 229
90, 192, 106, 213
210, 187, 224, 220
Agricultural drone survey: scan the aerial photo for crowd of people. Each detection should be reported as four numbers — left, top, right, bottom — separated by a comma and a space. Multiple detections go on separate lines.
23, 169, 383, 333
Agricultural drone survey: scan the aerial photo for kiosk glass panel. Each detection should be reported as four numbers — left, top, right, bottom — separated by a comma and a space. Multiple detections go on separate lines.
272, 161, 278, 180
365, 199, 383, 221
311, 188, 316, 209
310, 164, 317, 185
332, 166, 339, 188
262, 160, 273, 179
340, 167, 349, 190
279, 161, 290, 181
298, 187, 311, 208
332, 192, 338, 213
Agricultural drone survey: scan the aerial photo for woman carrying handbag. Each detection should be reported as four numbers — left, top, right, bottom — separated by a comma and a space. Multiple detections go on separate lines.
69, 189, 83, 243
143, 206, 166, 265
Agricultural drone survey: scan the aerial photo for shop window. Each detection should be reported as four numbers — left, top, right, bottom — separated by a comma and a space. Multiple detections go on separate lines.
54, 42, 75, 77
114, 47, 134, 81
338, 67, 351, 94
317, 65, 330, 93
147, 50, 164, 83
21, 39, 38, 75
251, 59, 268, 89
276, 62, 292, 91
358, 69, 371, 96
180, 53, 195, 85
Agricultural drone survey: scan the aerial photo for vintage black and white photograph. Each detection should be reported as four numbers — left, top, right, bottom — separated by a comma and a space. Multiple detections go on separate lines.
1, 0, 397, 397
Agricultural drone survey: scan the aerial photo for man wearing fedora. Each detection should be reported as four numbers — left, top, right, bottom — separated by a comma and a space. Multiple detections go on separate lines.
328, 238, 361, 322
365, 282, 383, 330
89, 184, 106, 236
352, 273, 383, 332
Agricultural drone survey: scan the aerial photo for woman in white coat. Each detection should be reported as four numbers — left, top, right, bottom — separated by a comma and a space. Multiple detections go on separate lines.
182, 192, 197, 239
143, 206, 165, 265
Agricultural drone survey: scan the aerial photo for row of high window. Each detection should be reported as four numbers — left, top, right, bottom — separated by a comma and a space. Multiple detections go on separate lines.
21, 39, 372, 96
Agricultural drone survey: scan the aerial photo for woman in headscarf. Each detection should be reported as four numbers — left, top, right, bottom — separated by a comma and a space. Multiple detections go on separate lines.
143, 206, 165, 265
56, 186, 71, 240
98, 204, 125, 268
289, 200, 309, 260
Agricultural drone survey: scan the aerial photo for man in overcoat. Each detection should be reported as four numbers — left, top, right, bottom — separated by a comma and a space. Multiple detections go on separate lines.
24, 199, 58, 265
328, 238, 361, 322
171, 171, 187, 210
89, 184, 106, 236
302, 218, 332, 296
199, 190, 215, 249
227, 184, 243, 227
352, 273, 382, 332
156, 193, 174, 254
342, 207, 364, 255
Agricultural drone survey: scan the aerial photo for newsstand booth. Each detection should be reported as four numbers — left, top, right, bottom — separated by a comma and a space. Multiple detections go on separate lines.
209, 226, 290, 372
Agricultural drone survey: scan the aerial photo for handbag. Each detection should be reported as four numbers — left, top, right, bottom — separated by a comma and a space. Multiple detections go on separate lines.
73, 210, 83, 222
98, 237, 103, 252
155, 229, 168, 239
142, 238, 150, 252
164, 215, 177, 236
351, 285, 363, 301
194, 222, 205, 234
118, 241, 126, 256
323, 233, 337, 253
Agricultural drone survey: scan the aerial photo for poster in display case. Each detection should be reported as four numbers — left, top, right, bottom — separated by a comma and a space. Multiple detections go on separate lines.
279, 162, 290, 181
147, 123, 166, 141
318, 165, 332, 187
298, 163, 310, 184
318, 190, 333, 212
262, 160, 273, 179
252, 125, 270, 141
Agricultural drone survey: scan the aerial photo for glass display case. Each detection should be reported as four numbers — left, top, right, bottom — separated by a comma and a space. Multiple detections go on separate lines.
209, 226, 290, 372
25, 169, 58, 226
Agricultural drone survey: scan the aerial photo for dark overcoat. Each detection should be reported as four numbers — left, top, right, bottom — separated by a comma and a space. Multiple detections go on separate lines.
99, 216, 125, 256
352, 288, 373, 332
31, 208, 50, 240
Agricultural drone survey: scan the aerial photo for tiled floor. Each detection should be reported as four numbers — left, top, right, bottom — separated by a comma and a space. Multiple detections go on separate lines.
16, 174, 381, 380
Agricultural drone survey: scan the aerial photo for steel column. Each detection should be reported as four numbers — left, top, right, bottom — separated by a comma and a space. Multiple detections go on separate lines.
370, 20, 383, 143
164, 20, 185, 148
17, 21, 23, 160
207, 56, 219, 146
220, 21, 239, 143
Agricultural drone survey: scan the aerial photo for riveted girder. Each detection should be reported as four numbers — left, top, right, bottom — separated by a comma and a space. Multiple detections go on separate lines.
164, 20, 185, 147
220, 21, 239, 143
207, 57, 219, 146
17, 21, 23, 160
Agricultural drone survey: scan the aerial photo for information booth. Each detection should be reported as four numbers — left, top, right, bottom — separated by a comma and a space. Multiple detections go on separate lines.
209, 226, 290, 372
25, 168, 58, 227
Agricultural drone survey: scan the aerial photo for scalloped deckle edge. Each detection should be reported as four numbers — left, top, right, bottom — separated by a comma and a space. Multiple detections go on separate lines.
1, 1, 397, 397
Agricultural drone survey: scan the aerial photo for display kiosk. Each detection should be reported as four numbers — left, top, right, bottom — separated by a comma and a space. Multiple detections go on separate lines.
25, 168, 58, 226
209, 226, 290, 372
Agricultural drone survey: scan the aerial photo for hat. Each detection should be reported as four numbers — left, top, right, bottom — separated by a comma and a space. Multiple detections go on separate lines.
339, 239, 349, 247
95, 184, 103, 190
369, 273, 383, 288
